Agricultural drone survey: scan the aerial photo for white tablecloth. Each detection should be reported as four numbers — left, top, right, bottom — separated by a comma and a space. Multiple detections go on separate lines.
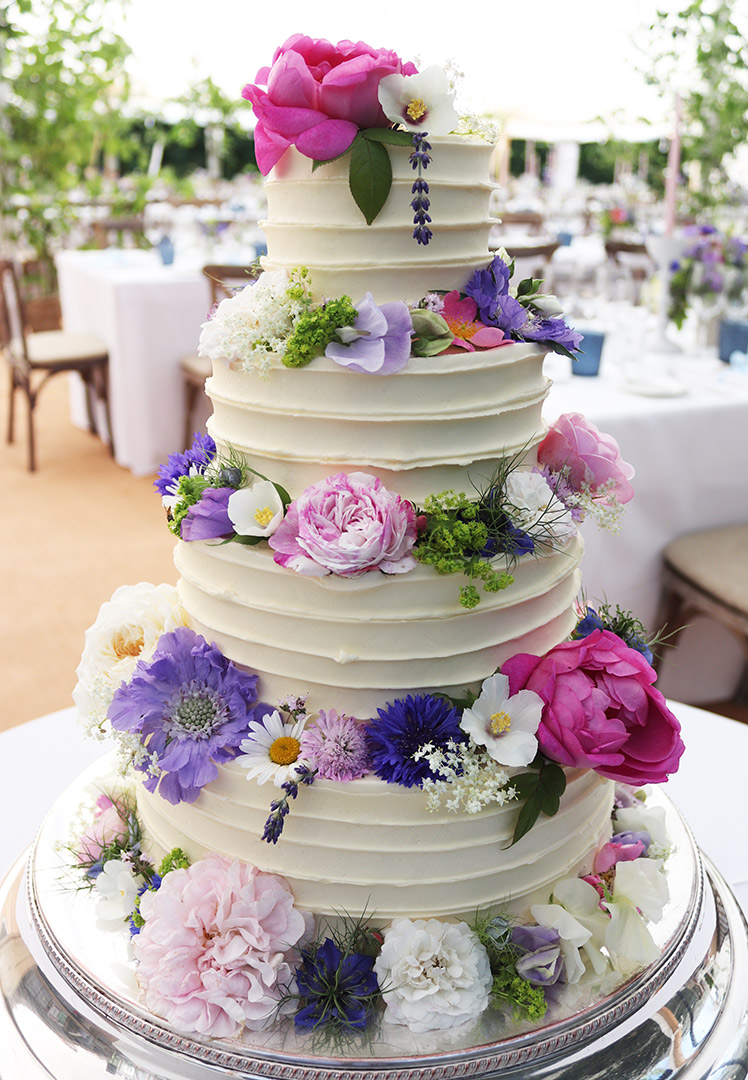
0, 703, 746, 918
56, 250, 212, 476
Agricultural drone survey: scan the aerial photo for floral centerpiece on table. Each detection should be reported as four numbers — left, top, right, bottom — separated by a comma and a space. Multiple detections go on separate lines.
669, 224, 748, 328
599, 205, 636, 241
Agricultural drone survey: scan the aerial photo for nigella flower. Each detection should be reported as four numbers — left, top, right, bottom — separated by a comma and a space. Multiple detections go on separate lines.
154, 433, 216, 497
295, 938, 379, 1031
108, 627, 263, 805
365, 695, 464, 788
299, 709, 371, 781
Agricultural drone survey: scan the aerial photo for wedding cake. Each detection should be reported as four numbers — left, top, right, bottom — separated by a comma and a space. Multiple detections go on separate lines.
71, 35, 685, 1044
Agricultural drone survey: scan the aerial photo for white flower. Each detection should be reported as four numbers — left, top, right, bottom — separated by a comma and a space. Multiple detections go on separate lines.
603, 860, 670, 971
94, 859, 143, 922
460, 673, 542, 767
377, 66, 459, 135
237, 710, 308, 787
415, 739, 516, 814
615, 803, 669, 849
74, 583, 189, 736
227, 481, 284, 537
505, 470, 577, 546
532, 293, 565, 316
375, 918, 492, 1033
531, 877, 613, 983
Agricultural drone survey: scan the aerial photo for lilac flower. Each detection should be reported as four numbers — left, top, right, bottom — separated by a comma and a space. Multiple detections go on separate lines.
299, 709, 371, 781
108, 627, 263, 805
365, 695, 464, 788
180, 487, 234, 541
325, 293, 413, 375
155, 433, 216, 497
295, 938, 379, 1031
511, 925, 565, 986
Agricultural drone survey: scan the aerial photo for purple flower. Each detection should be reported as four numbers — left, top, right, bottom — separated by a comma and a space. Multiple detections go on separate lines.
574, 607, 605, 639
155, 433, 216, 497
522, 316, 583, 352
612, 828, 652, 854
365, 694, 464, 788
325, 293, 413, 375
295, 938, 379, 1031
299, 709, 371, 781
108, 627, 263, 805
511, 925, 564, 986
180, 487, 234, 541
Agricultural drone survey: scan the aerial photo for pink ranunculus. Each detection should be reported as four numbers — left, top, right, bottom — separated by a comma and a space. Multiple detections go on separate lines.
134, 855, 311, 1039
537, 412, 635, 504
76, 794, 129, 865
243, 35, 418, 173
440, 290, 511, 352
269, 472, 417, 578
502, 629, 685, 786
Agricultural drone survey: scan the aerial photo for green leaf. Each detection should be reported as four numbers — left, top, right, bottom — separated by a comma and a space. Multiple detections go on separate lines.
230, 534, 264, 546
348, 133, 393, 225
360, 127, 414, 146
511, 772, 540, 799
541, 763, 567, 798
311, 146, 353, 170
538, 789, 561, 817
511, 789, 542, 846
272, 482, 292, 508
411, 335, 453, 357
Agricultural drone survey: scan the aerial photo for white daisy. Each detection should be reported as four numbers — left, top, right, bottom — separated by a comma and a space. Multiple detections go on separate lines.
237, 710, 308, 787
460, 672, 543, 767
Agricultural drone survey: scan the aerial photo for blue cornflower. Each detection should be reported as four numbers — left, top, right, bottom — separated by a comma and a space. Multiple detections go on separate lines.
365, 694, 464, 788
108, 627, 265, 805
295, 938, 379, 1031
154, 432, 216, 496
129, 873, 162, 937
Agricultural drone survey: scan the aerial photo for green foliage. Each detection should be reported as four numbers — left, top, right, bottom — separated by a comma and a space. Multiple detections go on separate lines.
283, 296, 358, 368
158, 848, 191, 877
349, 131, 393, 225
510, 753, 567, 846
169, 475, 213, 535
472, 911, 547, 1022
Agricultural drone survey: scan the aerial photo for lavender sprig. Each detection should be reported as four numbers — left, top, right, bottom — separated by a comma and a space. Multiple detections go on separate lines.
409, 133, 433, 245
262, 764, 318, 844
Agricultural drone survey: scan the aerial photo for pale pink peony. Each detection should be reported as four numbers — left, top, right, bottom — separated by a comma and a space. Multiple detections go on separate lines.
243, 35, 417, 174
538, 412, 635, 505
269, 472, 417, 577
502, 629, 684, 786
76, 794, 129, 865
134, 855, 310, 1038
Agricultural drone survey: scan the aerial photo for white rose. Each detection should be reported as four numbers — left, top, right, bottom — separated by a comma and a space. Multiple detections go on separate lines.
505, 470, 577, 546
375, 918, 492, 1033
73, 583, 189, 731
94, 859, 143, 923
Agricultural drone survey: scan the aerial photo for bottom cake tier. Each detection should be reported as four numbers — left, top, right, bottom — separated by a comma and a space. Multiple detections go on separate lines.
1, 755, 748, 1080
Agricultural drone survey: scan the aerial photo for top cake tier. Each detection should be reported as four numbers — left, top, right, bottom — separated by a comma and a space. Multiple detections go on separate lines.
260, 135, 496, 303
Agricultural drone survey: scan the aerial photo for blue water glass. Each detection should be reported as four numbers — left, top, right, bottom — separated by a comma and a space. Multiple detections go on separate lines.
572, 330, 605, 376
156, 235, 174, 266
718, 319, 748, 363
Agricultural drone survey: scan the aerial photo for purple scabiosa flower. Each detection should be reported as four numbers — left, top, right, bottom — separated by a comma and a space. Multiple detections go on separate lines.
511, 925, 565, 986
299, 709, 371, 781
154, 433, 216, 497
365, 694, 464, 788
295, 938, 379, 1031
180, 487, 234, 541
108, 627, 263, 805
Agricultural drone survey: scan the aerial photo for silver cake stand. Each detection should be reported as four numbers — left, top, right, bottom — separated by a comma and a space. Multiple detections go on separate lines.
1, 763, 747, 1080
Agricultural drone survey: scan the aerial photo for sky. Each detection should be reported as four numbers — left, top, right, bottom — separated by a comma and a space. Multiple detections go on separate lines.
114, 0, 675, 140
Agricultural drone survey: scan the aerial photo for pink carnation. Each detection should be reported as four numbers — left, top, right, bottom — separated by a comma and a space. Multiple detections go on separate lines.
134, 855, 310, 1038
502, 629, 684, 786
269, 471, 417, 577
76, 794, 129, 865
243, 35, 417, 174
538, 412, 634, 505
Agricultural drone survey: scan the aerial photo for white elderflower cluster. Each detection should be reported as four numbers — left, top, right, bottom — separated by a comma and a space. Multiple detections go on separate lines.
414, 739, 517, 814
562, 477, 626, 534
198, 267, 311, 377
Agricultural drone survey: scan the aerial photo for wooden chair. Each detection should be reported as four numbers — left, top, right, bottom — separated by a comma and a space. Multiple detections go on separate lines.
653, 523, 748, 700
498, 240, 560, 283
180, 264, 259, 448
1, 259, 114, 472
496, 211, 545, 234
91, 216, 146, 250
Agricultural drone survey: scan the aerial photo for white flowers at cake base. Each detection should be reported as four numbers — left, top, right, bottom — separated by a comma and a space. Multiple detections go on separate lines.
73, 583, 189, 740
94, 858, 143, 923
505, 470, 576, 547
604, 858, 670, 970
460, 672, 543, 767
374, 918, 492, 1033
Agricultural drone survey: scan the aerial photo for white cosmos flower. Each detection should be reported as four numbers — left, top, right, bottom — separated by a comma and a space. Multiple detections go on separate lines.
460, 672, 543, 767
237, 710, 308, 787
377, 66, 459, 135
228, 481, 284, 537
505, 470, 577, 546
95, 859, 143, 922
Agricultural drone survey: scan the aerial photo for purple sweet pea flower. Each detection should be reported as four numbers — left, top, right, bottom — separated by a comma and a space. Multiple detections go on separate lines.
108, 627, 265, 805
180, 488, 234, 541
612, 829, 652, 854
511, 925, 564, 986
325, 293, 413, 374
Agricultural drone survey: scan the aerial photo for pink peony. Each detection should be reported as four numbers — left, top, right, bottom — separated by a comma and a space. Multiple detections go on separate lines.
269, 472, 417, 577
134, 855, 310, 1039
502, 629, 684, 786
440, 290, 510, 352
243, 35, 418, 174
537, 412, 635, 505
76, 794, 129, 865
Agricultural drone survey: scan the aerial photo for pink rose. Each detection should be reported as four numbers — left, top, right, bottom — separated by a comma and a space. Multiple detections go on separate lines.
134, 855, 311, 1038
538, 412, 635, 505
502, 629, 684, 785
76, 794, 129, 865
243, 35, 417, 173
269, 471, 417, 577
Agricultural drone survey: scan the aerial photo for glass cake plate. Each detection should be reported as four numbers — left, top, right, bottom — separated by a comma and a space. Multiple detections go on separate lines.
1, 754, 747, 1080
